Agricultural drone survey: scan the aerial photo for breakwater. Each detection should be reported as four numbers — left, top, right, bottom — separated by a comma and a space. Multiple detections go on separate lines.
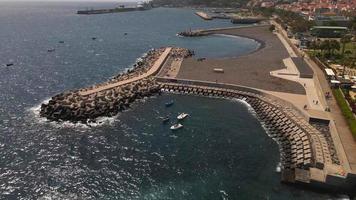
195, 11, 213, 20
156, 80, 328, 172
77, 4, 151, 15
40, 47, 194, 123
177, 30, 208, 37
155, 78, 356, 192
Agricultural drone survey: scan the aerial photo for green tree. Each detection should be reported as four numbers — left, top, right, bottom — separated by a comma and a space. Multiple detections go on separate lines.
330, 40, 340, 56
320, 40, 331, 57
340, 35, 352, 57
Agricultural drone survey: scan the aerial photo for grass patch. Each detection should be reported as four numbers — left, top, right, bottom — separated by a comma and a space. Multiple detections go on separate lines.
332, 88, 356, 140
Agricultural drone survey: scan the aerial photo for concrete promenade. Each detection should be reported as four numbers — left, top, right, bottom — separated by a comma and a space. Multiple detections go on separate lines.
79, 48, 172, 96
195, 11, 212, 20
271, 21, 356, 175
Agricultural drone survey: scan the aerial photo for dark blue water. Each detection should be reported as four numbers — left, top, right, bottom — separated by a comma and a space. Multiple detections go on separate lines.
0, 2, 341, 199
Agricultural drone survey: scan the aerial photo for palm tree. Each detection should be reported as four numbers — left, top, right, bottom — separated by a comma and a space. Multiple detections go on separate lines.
320, 40, 331, 57
330, 40, 340, 56
340, 35, 352, 57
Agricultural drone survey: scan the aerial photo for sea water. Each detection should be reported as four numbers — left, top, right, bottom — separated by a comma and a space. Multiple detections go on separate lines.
0, 2, 343, 199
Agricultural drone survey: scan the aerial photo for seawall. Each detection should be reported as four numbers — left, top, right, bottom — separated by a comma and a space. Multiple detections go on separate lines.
156, 77, 356, 193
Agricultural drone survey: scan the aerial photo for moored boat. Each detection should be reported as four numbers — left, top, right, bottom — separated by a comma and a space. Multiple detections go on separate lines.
165, 100, 174, 107
177, 113, 189, 120
162, 116, 170, 123
170, 123, 183, 130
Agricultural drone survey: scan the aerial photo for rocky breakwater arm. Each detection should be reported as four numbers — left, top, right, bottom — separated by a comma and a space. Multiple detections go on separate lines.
40, 47, 192, 123
177, 30, 208, 37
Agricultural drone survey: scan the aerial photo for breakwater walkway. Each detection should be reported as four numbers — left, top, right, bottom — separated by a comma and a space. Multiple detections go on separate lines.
40, 47, 193, 122
79, 48, 172, 96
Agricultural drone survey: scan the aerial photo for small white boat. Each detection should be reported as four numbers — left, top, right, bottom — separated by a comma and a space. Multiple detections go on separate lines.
177, 113, 189, 120
170, 123, 183, 130
275, 162, 282, 173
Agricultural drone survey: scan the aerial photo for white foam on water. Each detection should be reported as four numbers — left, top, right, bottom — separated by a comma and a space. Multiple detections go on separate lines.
230, 98, 256, 116
219, 190, 229, 200
27, 97, 51, 123
275, 162, 282, 173
27, 97, 120, 129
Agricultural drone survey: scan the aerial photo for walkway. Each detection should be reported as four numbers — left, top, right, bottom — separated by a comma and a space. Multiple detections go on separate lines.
79, 48, 172, 96
273, 20, 356, 174
306, 55, 356, 173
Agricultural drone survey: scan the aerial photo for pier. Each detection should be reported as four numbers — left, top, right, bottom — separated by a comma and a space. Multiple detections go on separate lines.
40, 47, 193, 122
79, 48, 172, 96
195, 11, 213, 20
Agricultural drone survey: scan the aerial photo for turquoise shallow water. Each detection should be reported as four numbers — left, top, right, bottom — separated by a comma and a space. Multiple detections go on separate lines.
0, 2, 344, 199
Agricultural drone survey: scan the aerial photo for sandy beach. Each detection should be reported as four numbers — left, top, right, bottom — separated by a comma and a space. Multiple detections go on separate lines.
177, 25, 306, 94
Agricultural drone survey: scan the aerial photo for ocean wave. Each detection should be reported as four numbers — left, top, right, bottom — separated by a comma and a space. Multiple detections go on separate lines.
27, 97, 120, 129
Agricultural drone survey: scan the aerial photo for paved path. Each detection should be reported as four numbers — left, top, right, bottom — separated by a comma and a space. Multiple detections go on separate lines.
270, 31, 323, 111
79, 48, 172, 96
273, 20, 356, 174
306, 55, 356, 173
157, 57, 183, 78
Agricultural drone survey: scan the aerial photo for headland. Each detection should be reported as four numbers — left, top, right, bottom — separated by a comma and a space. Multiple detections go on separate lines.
39, 24, 356, 194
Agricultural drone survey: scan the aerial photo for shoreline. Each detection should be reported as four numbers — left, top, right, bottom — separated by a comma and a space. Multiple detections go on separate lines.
38, 23, 356, 195
212, 33, 265, 58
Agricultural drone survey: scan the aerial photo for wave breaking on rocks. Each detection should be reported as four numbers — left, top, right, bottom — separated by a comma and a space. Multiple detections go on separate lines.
39, 47, 194, 123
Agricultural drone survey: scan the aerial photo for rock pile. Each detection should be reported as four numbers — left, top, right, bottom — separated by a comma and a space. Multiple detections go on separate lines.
40, 77, 160, 123
40, 48, 173, 123
178, 31, 208, 37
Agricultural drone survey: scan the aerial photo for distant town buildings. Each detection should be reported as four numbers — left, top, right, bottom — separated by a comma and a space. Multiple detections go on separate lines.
255, 0, 356, 17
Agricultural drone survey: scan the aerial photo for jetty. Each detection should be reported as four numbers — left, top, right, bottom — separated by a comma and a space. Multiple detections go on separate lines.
79, 48, 172, 96
40, 47, 193, 122
195, 11, 213, 20
77, 3, 151, 15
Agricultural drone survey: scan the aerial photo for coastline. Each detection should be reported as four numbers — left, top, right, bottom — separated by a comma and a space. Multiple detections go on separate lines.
37, 21, 356, 196
212, 33, 265, 58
